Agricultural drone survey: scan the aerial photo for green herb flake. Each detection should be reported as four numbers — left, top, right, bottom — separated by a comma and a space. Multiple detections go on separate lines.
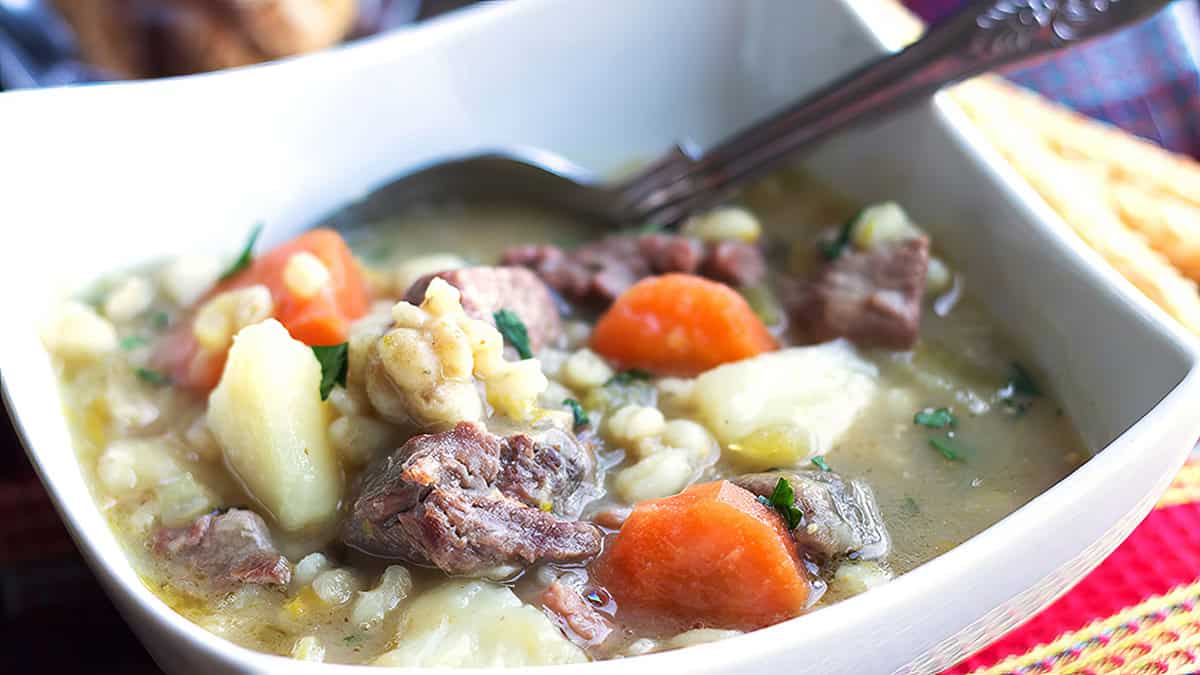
563, 398, 589, 428
929, 435, 970, 462
218, 223, 263, 282
135, 368, 172, 386
811, 456, 831, 472
120, 335, 149, 351
913, 407, 956, 429
311, 343, 349, 400
150, 311, 170, 331
819, 209, 862, 260
902, 496, 920, 515
756, 477, 804, 529
342, 634, 361, 645
605, 369, 652, 386
493, 309, 532, 359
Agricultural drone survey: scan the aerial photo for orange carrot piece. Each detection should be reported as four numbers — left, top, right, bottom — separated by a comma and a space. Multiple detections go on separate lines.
596, 480, 811, 630
590, 274, 776, 376
154, 228, 369, 390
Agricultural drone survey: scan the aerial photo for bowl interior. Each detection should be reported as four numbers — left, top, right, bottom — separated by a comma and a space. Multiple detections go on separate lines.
1, 0, 1198, 673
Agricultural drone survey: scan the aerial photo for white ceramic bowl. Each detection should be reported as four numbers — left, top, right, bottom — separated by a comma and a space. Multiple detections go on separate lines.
3, 1, 1200, 673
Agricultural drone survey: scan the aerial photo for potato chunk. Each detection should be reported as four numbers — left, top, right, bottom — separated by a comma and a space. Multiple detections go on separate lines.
372, 580, 585, 667
692, 341, 878, 468
207, 319, 339, 531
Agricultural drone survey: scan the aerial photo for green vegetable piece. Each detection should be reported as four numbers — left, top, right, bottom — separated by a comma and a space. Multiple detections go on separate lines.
605, 369, 653, 386
493, 309, 532, 359
219, 223, 263, 282
819, 209, 862, 261
311, 343, 349, 400
929, 435, 970, 462
913, 407, 956, 429
120, 335, 149, 351
756, 477, 804, 530
135, 368, 172, 386
563, 398, 589, 428
811, 456, 831, 472
738, 284, 783, 326
150, 311, 170, 330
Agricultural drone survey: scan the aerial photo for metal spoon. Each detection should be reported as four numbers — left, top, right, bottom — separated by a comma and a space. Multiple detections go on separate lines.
318, 0, 1171, 232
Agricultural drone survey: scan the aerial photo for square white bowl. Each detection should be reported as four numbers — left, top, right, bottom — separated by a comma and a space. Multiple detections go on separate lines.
3, 0, 1200, 673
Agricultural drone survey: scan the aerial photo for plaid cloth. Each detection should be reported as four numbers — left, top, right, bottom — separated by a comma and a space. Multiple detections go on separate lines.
903, 0, 1200, 158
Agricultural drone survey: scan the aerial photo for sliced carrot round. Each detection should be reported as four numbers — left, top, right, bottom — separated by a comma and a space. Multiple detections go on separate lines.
590, 273, 776, 376
596, 480, 811, 630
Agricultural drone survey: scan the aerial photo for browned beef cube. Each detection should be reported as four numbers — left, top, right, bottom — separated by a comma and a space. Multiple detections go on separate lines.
154, 508, 290, 590
792, 237, 929, 349
404, 266, 563, 351
341, 422, 603, 576
502, 233, 767, 306
702, 239, 767, 287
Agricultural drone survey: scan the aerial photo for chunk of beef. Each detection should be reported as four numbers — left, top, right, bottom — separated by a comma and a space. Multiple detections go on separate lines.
540, 580, 615, 648
790, 237, 929, 349
404, 266, 563, 351
734, 471, 889, 563
703, 240, 768, 287
502, 234, 766, 305
342, 422, 603, 575
153, 508, 290, 589
637, 234, 705, 275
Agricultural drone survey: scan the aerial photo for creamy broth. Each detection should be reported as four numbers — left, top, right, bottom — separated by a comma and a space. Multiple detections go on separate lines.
45, 169, 1086, 665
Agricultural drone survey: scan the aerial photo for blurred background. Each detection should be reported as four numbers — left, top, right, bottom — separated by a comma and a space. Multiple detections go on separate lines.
2, 0, 1199, 672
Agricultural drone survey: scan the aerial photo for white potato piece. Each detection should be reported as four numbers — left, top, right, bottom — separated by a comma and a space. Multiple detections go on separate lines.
40, 302, 118, 364
681, 206, 762, 243
159, 255, 223, 306
207, 319, 340, 531
372, 580, 585, 667
692, 342, 879, 468
103, 276, 154, 322
850, 202, 924, 251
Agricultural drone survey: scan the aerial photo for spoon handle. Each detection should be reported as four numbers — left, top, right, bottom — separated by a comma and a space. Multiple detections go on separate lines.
616, 0, 1172, 227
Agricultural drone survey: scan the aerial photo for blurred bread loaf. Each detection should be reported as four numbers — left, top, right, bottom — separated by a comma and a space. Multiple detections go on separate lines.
53, 0, 357, 78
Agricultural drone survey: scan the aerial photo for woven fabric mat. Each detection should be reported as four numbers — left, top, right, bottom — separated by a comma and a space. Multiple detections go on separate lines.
944, 462, 1200, 674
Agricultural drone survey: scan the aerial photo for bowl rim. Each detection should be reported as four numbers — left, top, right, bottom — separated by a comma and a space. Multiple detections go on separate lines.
5, 0, 1200, 672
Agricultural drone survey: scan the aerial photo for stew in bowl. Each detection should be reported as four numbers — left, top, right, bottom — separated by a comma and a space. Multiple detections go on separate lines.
39, 168, 1085, 666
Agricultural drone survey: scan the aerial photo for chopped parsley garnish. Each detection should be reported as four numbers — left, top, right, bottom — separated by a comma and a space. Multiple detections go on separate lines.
218, 223, 263, 282
605, 369, 652, 386
914, 407, 956, 429
563, 398, 589, 428
819, 210, 861, 260
811, 456, 831, 472
902, 496, 920, 514
929, 435, 970, 462
150, 311, 170, 330
493, 309, 532, 359
119, 335, 149, 351
311, 343, 349, 400
755, 477, 804, 529
135, 368, 171, 386
342, 634, 361, 645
